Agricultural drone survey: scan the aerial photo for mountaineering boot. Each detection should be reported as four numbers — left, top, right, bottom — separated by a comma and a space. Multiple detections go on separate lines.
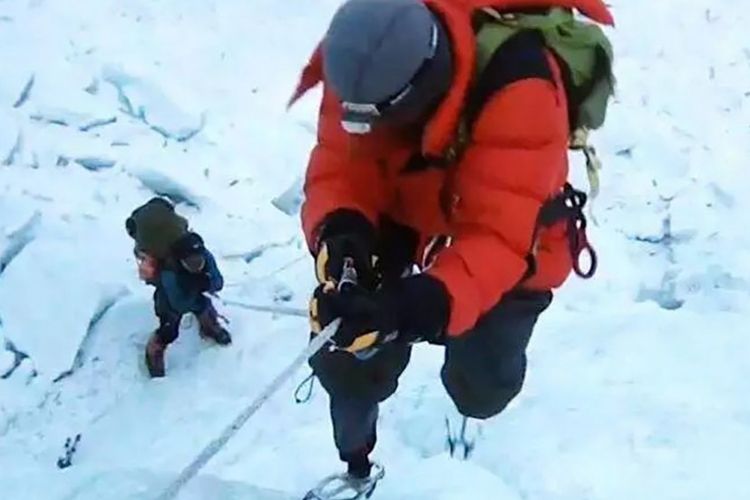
145, 333, 167, 378
346, 450, 373, 481
197, 306, 232, 345
303, 462, 385, 500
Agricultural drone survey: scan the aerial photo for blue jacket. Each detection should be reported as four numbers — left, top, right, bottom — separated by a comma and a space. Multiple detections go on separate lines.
159, 249, 223, 314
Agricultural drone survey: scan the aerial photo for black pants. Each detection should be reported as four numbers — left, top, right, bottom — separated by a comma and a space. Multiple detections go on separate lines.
309, 288, 552, 464
153, 287, 210, 345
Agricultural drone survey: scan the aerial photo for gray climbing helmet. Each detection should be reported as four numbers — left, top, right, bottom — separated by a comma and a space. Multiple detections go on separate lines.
322, 0, 454, 133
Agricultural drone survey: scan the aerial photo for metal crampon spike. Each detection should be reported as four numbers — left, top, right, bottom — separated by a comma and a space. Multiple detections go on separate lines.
303, 463, 385, 500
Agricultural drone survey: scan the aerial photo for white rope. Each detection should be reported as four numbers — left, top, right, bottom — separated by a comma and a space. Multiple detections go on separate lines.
154, 319, 341, 500
221, 298, 308, 318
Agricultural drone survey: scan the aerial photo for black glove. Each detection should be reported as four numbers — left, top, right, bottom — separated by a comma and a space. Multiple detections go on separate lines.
312, 284, 395, 352
309, 274, 450, 356
315, 210, 377, 290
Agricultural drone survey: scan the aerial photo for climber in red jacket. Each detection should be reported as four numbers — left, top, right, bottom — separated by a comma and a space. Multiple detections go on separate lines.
290, 0, 612, 492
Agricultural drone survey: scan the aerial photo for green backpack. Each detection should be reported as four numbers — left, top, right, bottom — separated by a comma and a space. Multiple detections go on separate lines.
458, 7, 615, 200
126, 197, 188, 260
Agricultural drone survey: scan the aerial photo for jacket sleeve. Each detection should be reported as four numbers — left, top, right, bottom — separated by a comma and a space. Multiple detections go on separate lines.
301, 86, 388, 252
203, 250, 224, 293
427, 76, 570, 335
160, 271, 200, 314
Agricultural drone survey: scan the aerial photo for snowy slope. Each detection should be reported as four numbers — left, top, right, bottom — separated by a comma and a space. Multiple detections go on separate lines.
1, 1, 749, 499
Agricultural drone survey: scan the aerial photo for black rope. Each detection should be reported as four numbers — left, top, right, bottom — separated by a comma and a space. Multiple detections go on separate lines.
535, 183, 598, 280
294, 372, 316, 404
561, 184, 598, 279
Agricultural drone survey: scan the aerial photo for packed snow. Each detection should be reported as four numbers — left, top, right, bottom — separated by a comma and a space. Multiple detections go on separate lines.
1, 0, 749, 499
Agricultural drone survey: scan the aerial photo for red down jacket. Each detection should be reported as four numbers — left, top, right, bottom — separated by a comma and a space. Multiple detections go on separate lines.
290, 0, 613, 335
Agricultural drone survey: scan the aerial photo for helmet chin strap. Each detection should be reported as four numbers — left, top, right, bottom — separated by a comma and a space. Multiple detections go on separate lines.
340, 102, 379, 134
342, 121, 372, 134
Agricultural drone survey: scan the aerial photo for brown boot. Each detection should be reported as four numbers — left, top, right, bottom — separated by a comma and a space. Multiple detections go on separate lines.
197, 306, 232, 346
145, 333, 167, 377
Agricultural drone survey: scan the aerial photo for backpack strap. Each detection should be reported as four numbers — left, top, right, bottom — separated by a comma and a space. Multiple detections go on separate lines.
440, 28, 556, 166
465, 29, 553, 129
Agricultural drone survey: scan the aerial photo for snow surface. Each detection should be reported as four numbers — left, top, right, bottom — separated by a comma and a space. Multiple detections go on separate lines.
1, 0, 749, 499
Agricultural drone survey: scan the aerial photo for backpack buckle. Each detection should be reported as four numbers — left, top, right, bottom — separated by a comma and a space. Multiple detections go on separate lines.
480, 7, 518, 23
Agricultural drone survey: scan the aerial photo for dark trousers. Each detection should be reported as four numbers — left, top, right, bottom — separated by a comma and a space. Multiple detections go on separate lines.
153, 287, 210, 345
309, 288, 552, 464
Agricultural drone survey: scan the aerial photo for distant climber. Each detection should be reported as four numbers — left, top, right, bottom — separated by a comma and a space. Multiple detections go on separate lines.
125, 197, 231, 378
